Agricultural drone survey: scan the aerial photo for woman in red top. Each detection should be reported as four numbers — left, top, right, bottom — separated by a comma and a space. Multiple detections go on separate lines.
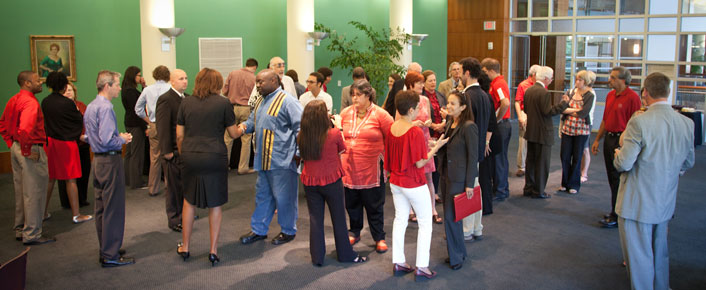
386, 90, 447, 281
299, 100, 367, 266
340, 80, 393, 253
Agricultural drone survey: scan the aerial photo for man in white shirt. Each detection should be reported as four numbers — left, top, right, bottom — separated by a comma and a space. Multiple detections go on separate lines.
299, 72, 333, 113
269, 56, 297, 97
134, 65, 170, 196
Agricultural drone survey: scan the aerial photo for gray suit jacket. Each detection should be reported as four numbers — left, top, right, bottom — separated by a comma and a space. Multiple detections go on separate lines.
614, 103, 695, 224
523, 83, 568, 146
340, 85, 352, 112
440, 120, 479, 194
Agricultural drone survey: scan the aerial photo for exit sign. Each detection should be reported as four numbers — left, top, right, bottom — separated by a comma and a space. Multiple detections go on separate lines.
484, 21, 496, 31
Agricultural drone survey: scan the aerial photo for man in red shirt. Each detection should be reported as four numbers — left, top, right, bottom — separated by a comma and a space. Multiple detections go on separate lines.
481, 58, 512, 201
514, 65, 540, 177
0, 71, 55, 245
591, 67, 641, 228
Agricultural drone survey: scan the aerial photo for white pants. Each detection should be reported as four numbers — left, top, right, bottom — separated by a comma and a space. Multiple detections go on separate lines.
517, 125, 527, 171
463, 211, 483, 237
390, 184, 432, 268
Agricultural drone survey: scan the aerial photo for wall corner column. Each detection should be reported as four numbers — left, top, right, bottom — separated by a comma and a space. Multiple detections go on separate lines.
139, 0, 177, 84
390, 0, 413, 68
287, 0, 315, 84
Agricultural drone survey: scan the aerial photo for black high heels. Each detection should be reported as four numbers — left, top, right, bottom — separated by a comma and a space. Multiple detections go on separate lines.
177, 242, 190, 261
208, 253, 220, 266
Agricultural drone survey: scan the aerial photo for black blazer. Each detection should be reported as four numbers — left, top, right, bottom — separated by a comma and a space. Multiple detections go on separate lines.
440, 120, 479, 194
41, 92, 83, 141
464, 85, 494, 162
155, 89, 186, 155
523, 83, 568, 146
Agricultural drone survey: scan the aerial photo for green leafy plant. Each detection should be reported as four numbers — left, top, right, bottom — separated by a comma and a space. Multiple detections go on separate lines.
315, 21, 412, 100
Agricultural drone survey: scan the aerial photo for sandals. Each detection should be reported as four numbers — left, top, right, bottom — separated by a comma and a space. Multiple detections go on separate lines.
433, 214, 443, 224
568, 189, 578, 194
352, 255, 368, 263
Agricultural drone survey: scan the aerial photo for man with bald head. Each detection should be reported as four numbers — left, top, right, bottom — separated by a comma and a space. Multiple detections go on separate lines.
408, 62, 422, 74
238, 69, 302, 246
155, 69, 188, 232
269, 57, 297, 97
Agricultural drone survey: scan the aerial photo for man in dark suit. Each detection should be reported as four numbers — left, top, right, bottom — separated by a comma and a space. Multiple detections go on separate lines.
155, 69, 188, 232
523, 66, 569, 199
458, 57, 493, 239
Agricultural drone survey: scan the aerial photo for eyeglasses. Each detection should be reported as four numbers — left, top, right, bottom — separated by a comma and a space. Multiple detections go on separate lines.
273, 63, 285, 68
305, 80, 317, 84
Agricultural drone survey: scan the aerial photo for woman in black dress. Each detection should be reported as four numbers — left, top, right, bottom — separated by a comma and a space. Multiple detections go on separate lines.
121, 66, 148, 189
176, 68, 241, 266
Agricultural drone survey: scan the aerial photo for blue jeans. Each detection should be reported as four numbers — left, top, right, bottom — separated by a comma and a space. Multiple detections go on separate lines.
560, 134, 588, 191
250, 169, 299, 235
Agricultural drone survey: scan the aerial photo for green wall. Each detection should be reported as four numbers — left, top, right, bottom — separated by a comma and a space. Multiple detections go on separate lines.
0, 0, 142, 152
314, 0, 448, 110
174, 0, 288, 93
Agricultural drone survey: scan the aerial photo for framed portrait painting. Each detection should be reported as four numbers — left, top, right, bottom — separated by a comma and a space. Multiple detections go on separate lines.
30, 35, 76, 81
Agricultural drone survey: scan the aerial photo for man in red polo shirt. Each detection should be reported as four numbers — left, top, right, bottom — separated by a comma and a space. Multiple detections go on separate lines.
0, 71, 55, 245
514, 64, 541, 177
591, 66, 641, 228
481, 58, 512, 201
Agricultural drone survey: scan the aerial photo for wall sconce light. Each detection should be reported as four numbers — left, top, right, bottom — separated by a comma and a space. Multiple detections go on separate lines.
407, 33, 428, 50
159, 27, 185, 52
633, 43, 640, 55
306, 32, 329, 51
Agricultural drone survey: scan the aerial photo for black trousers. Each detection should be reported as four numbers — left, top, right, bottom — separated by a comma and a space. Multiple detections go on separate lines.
163, 153, 184, 227
304, 178, 357, 265
603, 134, 621, 218
560, 134, 589, 192
124, 126, 146, 188
524, 141, 552, 196
344, 163, 385, 241
442, 178, 467, 266
492, 120, 512, 198
92, 155, 126, 260
432, 155, 440, 196
58, 143, 90, 207
479, 157, 494, 214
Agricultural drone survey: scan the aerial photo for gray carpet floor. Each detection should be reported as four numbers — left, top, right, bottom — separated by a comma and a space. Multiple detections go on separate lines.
1, 120, 704, 290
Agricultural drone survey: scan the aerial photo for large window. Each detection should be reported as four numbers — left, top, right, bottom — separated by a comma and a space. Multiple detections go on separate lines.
510, 0, 706, 114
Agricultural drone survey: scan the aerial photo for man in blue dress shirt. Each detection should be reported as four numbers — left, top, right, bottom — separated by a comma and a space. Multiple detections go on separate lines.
238, 69, 303, 245
84, 70, 134, 267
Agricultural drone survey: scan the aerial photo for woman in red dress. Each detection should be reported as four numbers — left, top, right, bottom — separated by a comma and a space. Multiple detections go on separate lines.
41, 72, 93, 224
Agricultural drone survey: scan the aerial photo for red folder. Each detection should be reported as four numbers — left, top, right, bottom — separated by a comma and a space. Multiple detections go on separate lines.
454, 186, 482, 222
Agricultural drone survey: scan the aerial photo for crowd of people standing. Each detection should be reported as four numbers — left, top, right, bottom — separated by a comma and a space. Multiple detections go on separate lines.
1, 53, 695, 288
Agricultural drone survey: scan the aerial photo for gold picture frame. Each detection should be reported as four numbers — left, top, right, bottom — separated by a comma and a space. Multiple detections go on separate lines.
30, 35, 76, 81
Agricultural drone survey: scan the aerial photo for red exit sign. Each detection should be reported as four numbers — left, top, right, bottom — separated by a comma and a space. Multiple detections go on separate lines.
484, 21, 496, 31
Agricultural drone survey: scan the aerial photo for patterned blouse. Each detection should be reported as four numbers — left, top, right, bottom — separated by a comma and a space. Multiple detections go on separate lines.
561, 93, 591, 136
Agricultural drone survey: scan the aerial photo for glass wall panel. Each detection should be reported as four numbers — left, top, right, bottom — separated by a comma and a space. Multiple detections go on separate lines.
682, 17, 706, 32
577, 0, 616, 16
619, 36, 644, 61
650, 0, 678, 14
553, 0, 574, 16
577, 19, 615, 32
617, 62, 643, 76
619, 18, 644, 32
576, 36, 615, 59
576, 61, 614, 74
678, 34, 706, 63
682, 0, 706, 14
531, 20, 548, 32
647, 35, 677, 61
648, 18, 677, 32
533, 0, 549, 17
514, 0, 529, 17
620, 0, 645, 15
676, 81, 706, 111
552, 20, 573, 32
512, 20, 528, 32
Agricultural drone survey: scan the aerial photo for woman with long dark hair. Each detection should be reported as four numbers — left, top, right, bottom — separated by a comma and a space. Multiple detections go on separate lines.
41, 72, 93, 223
121, 66, 148, 189
176, 68, 240, 266
298, 100, 367, 266
386, 90, 447, 281
438, 91, 478, 270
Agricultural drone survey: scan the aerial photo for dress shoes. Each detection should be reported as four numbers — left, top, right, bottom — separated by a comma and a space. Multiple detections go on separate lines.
393, 263, 415, 276
445, 257, 464, 270
348, 234, 360, 246
240, 231, 267, 244
271, 232, 296, 245
169, 224, 183, 232
531, 193, 551, 199
515, 169, 525, 177
23, 236, 56, 245
101, 256, 135, 268
375, 240, 388, 253
600, 217, 618, 228
99, 249, 127, 263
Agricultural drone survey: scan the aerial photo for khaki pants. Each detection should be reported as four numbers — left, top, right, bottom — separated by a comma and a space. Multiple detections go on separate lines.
147, 122, 165, 194
224, 105, 252, 172
517, 125, 527, 171
11, 142, 49, 242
